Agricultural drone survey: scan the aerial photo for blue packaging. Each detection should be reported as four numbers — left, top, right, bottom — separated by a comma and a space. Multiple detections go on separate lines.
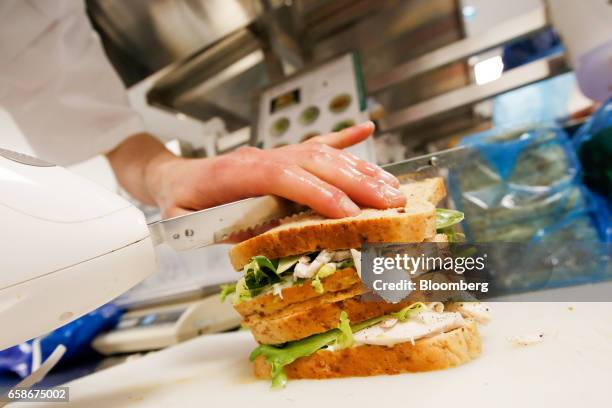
451, 125, 608, 288
0, 303, 121, 379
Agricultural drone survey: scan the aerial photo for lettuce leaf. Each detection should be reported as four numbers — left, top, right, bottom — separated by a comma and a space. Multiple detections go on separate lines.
219, 283, 236, 302
436, 208, 464, 231
243, 255, 281, 294
234, 278, 252, 303
391, 302, 427, 321
250, 310, 355, 388
250, 328, 341, 388
311, 263, 337, 294
311, 278, 323, 295
250, 302, 429, 387
239, 253, 357, 302
439, 227, 466, 243
334, 311, 354, 349
276, 255, 301, 274
337, 259, 354, 269
241, 254, 305, 299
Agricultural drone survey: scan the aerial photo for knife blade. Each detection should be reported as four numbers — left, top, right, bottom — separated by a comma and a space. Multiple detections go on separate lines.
149, 146, 470, 251
381, 145, 469, 180
148, 195, 305, 251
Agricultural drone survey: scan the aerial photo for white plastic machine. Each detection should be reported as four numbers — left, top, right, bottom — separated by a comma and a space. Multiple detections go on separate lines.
0, 149, 156, 350
0, 112, 156, 351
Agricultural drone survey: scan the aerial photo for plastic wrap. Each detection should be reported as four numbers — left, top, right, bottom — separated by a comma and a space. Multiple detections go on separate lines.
450, 125, 608, 289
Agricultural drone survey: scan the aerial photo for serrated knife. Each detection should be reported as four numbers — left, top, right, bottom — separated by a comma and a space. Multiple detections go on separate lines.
148, 146, 470, 251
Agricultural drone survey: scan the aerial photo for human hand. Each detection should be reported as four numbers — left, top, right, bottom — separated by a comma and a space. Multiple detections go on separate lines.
146, 121, 405, 218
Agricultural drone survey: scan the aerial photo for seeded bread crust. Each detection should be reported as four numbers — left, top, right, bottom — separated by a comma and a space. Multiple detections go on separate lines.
229, 201, 436, 270
244, 291, 417, 345
399, 177, 447, 206
233, 177, 451, 346
233, 268, 361, 318
237, 232, 451, 344
235, 233, 448, 318
253, 321, 480, 379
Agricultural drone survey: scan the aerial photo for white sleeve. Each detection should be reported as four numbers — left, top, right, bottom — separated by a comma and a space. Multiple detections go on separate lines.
0, 0, 145, 166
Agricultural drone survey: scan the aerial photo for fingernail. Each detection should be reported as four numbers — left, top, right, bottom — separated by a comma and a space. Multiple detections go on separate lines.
356, 121, 374, 133
360, 120, 375, 130
382, 185, 405, 205
340, 196, 361, 216
362, 162, 378, 172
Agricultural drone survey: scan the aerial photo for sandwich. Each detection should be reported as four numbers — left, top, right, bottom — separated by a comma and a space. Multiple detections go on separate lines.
221, 177, 490, 387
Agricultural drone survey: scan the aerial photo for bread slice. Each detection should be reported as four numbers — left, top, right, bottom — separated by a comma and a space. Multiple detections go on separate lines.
244, 290, 417, 345
236, 231, 451, 342
399, 177, 447, 205
230, 201, 436, 270
253, 321, 480, 379
235, 232, 449, 318
234, 267, 361, 318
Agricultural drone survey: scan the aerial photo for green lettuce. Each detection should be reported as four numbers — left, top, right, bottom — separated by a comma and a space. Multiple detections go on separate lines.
219, 283, 236, 302
277, 255, 301, 274
310, 258, 354, 294
311, 263, 337, 294
250, 302, 428, 388
243, 255, 280, 294
250, 327, 341, 388
334, 311, 354, 349
234, 278, 252, 303
337, 259, 354, 269
242, 254, 307, 297
436, 208, 464, 230
350, 302, 427, 332
390, 302, 427, 320
439, 227, 466, 243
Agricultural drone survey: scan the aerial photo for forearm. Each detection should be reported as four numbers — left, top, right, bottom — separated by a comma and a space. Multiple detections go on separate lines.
105, 133, 178, 206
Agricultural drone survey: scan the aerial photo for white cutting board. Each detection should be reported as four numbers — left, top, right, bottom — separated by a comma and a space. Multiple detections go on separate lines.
16, 302, 612, 408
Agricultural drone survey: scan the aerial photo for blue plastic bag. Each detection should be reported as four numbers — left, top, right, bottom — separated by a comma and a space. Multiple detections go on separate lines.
0, 303, 122, 379
450, 125, 607, 289
572, 98, 612, 241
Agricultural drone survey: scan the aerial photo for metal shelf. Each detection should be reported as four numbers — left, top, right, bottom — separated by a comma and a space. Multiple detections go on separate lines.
367, 7, 550, 94
380, 53, 569, 132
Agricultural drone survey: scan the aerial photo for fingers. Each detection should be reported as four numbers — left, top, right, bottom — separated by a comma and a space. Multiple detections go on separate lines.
337, 150, 401, 188
307, 121, 400, 188
163, 206, 192, 219
247, 160, 361, 218
163, 128, 406, 222
308, 121, 374, 149
295, 144, 405, 209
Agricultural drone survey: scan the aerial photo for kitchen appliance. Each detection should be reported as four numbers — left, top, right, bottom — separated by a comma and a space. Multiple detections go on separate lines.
91, 293, 240, 355
0, 146, 155, 351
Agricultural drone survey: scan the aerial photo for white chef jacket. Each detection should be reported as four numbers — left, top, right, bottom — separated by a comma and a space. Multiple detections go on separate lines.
0, 0, 144, 166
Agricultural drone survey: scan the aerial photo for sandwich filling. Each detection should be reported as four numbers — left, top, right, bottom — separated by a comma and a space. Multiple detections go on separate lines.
250, 301, 490, 387
221, 249, 356, 304
221, 208, 465, 304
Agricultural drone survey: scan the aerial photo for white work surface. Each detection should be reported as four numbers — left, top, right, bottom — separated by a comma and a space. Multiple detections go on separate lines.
17, 302, 612, 407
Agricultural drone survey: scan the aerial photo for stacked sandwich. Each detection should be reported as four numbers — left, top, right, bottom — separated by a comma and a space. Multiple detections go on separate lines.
222, 177, 490, 387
